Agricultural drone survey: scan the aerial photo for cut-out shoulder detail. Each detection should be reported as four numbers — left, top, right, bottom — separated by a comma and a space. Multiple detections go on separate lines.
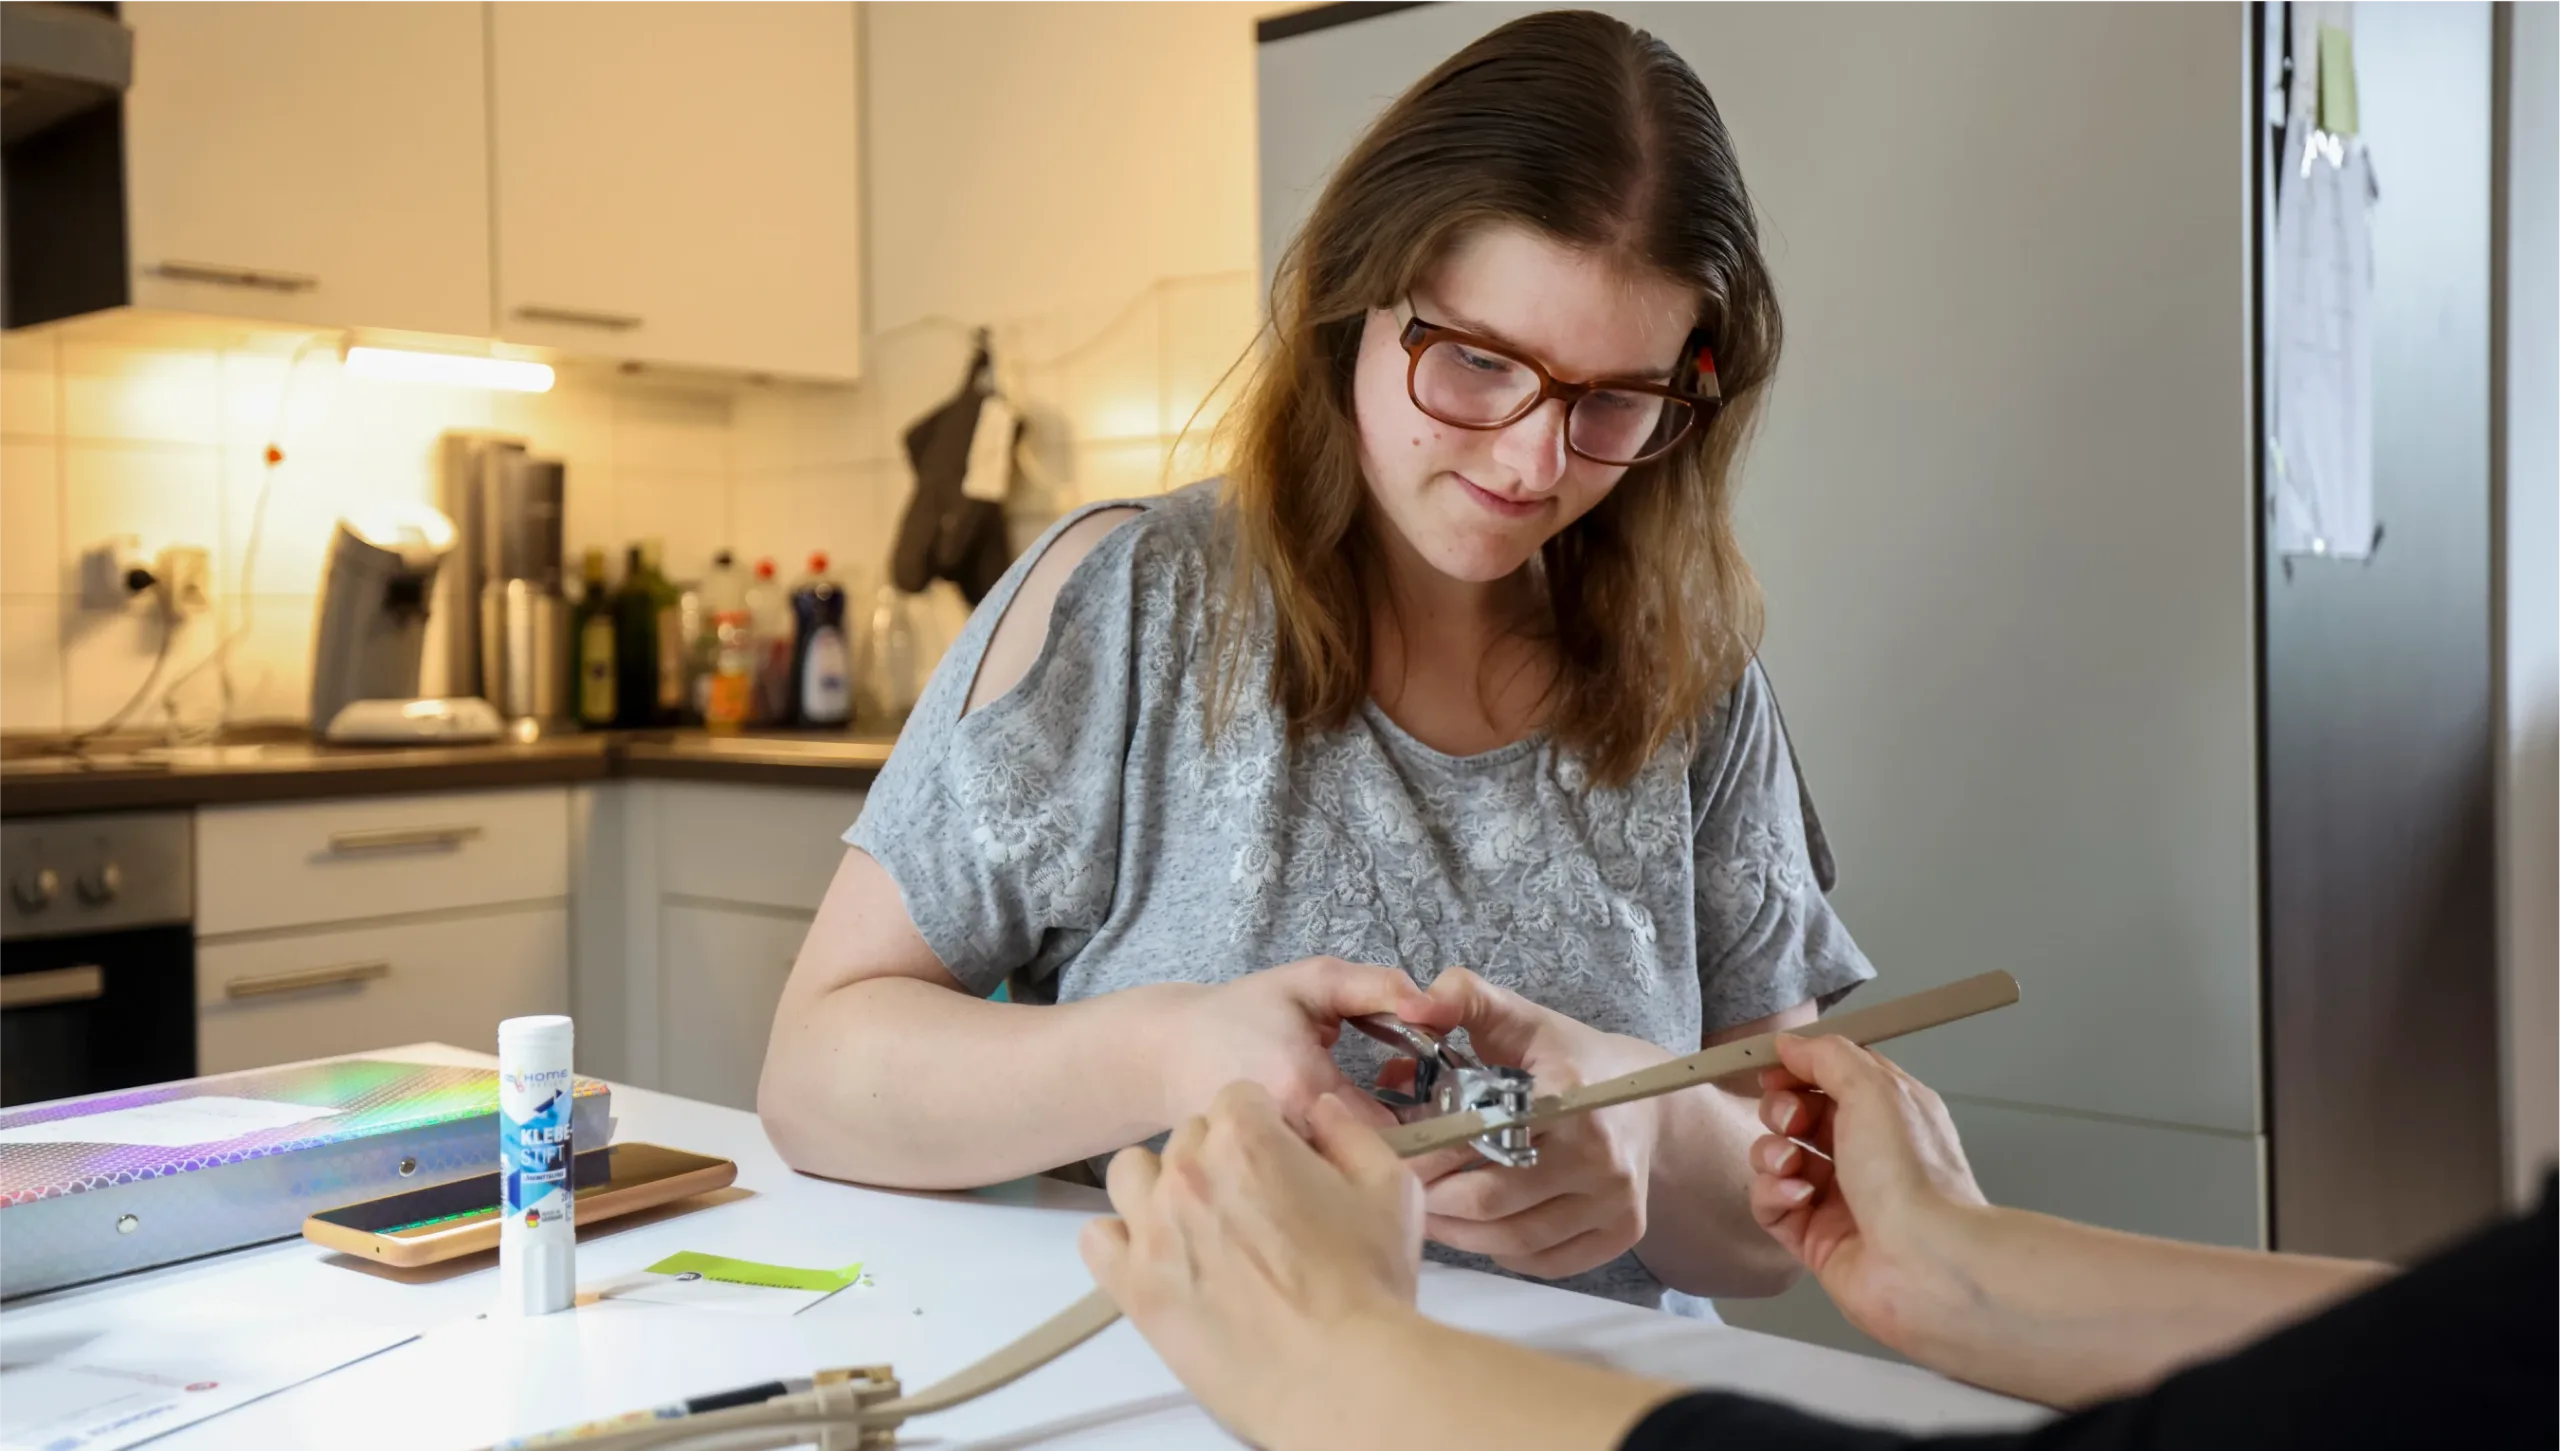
962, 507, 1147, 718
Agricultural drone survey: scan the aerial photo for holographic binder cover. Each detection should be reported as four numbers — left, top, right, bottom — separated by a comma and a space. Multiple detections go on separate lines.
0, 1059, 612, 1299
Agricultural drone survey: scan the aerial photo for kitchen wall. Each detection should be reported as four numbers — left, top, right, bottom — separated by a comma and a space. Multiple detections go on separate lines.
0, 1, 1277, 735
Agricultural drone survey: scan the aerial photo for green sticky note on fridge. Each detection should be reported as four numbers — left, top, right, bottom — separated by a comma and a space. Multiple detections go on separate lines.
2317, 25, 2359, 135
644, 1250, 864, 1292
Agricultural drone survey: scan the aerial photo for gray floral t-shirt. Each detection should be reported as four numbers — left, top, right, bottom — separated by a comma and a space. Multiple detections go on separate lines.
846, 482, 1873, 1311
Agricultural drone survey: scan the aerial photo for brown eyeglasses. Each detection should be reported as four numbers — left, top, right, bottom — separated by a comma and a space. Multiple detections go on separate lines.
1397, 310, 1721, 466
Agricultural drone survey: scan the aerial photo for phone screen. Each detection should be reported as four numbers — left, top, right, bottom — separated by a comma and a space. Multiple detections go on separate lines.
312, 1143, 727, 1238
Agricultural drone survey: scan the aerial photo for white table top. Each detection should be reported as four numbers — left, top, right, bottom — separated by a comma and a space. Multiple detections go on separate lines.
2, 1046, 2044, 1449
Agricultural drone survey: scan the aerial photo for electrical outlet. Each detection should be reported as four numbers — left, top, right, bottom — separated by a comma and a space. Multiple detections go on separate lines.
78, 537, 154, 612
155, 545, 212, 617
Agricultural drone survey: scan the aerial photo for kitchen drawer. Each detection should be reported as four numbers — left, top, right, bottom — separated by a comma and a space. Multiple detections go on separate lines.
198, 905, 569, 1074
197, 788, 571, 937
654, 782, 864, 913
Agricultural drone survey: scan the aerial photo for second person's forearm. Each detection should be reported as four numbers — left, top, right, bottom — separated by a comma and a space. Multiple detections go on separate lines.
760, 976, 1185, 1188
1891, 1205, 2392, 1407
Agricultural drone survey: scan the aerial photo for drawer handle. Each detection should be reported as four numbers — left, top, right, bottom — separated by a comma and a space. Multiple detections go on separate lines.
327, 824, 484, 856
225, 960, 391, 1000
2, 965, 104, 1010
514, 304, 642, 331
153, 260, 319, 293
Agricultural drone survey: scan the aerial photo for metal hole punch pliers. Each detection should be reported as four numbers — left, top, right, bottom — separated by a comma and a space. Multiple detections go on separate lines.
1350, 1014, 1538, 1168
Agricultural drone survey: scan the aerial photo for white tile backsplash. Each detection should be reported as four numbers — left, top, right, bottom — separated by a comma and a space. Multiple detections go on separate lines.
1, 440, 61, 597
60, 344, 221, 446
0, 597, 62, 731
1, 334, 58, 440
63, 442, 224, 570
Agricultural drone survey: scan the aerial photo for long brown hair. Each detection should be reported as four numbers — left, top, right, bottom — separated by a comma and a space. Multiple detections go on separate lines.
1212, 9, 1780, 787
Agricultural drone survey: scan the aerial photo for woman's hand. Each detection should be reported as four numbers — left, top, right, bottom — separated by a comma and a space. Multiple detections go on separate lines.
1155, 957, 1455, 1132
1748, 1032, 1989, 1347
1081, 1084, 1424, 1447
1406, 967, 1672, 1280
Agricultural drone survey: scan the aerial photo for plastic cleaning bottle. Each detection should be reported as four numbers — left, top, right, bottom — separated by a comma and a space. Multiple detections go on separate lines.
743, 559, 793, 726
571, 548, 617, 730
790, 552, 852, 728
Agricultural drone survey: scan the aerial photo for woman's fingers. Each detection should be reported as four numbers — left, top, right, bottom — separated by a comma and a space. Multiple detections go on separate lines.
1422, 966, 1546, 1066
1491, 1226, 1622, 1281
1293, 957, 1445, 1028
1423, 1156, 1572, 1223
1426, 1189, 1611, 1260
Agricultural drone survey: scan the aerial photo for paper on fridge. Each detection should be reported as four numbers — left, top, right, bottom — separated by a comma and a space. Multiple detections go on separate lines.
2270, 62, 2379, 559
0, 1304, 415, 1451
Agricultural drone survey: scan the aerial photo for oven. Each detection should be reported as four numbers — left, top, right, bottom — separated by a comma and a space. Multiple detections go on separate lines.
1, 812, 195, 1107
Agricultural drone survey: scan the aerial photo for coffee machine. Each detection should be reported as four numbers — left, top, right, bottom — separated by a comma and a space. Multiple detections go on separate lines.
437, 433, 569, 733
308, 504, 501, 742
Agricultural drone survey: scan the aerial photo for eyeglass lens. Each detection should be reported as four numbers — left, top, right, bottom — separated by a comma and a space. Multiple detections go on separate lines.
1411, 338, 1696, 464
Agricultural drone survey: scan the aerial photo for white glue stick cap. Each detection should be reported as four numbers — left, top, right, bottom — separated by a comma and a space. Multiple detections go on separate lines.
503, 1237, 577, 1316
499, 1015, 573, 1056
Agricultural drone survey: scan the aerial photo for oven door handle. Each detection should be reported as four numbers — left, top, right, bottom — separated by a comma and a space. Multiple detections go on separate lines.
224, 959, 392, 1000
1, 965, 105, 1010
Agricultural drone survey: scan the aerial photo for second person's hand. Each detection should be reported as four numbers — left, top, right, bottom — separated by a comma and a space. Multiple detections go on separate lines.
1748, 1032, 1990, 1349
1153, 957, 1457, 1133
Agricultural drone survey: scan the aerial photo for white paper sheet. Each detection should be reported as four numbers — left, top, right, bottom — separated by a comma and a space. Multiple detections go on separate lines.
2271, 125, 2380, 560
0, 1309, 415, 1451
0, 1096, 341, 1149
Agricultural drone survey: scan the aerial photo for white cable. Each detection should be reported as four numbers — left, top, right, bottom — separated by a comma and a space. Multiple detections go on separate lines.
158, 330, 335, 736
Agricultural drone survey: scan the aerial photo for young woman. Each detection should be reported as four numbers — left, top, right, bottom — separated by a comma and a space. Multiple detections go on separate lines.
759, 9, 1870, 1310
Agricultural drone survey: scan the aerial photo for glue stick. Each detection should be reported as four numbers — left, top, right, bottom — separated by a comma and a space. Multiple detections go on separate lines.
498, 1014, 576, 1315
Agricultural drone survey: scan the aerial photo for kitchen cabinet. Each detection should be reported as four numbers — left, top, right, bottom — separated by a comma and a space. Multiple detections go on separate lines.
587, 779, 862, 1105
197, 904, 568, 1075
655, 902, 805, 1110
195, 787, 573, 1072
489, 3, 864, 380
122, 2, 493, 338
196, 787, 571, 937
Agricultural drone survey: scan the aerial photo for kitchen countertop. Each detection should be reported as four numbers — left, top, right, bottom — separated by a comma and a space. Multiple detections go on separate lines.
0, 727, 900, 816
0, 1042, 2044, 1449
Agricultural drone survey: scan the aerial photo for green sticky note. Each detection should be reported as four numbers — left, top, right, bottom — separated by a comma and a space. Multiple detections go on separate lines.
644, 1250, 864, 1293
2318, 25, 2358, 135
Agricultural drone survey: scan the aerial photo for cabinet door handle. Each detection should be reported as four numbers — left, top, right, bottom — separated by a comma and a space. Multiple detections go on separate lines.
225, 959, 391, 1000
1, 965, 104, 1010
327, 824, 484, 856
152, 260, 319, 293
514, 304, 642, 331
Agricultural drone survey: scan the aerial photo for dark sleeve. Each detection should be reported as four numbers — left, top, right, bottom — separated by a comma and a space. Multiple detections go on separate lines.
1623, 1173, 2558, 1451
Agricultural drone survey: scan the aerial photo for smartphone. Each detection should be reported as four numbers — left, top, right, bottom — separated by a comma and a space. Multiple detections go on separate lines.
302, 1142, 736, 1267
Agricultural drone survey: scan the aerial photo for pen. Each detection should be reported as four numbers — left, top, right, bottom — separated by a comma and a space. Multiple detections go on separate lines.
490, 1377, 814, 1449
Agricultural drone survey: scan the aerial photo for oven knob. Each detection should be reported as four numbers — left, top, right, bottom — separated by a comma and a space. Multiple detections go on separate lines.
11, 868, 59, 911
76, 862, 123, 904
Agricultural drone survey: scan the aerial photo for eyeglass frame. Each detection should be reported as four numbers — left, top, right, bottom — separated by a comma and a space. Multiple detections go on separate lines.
1393, 306, 1723, 467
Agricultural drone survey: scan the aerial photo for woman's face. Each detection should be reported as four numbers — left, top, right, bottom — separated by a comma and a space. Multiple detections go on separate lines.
1352, 224, 1700, 587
